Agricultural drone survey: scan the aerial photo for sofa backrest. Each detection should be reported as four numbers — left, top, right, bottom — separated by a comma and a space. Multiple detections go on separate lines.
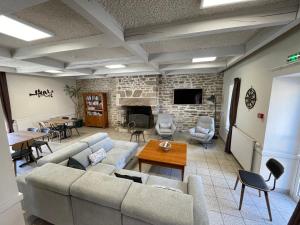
37, 142, 89, 166
80, 132, 114, 153
121, 183, 194, 225
24, 163, 85, 225
70, 171, 132, 225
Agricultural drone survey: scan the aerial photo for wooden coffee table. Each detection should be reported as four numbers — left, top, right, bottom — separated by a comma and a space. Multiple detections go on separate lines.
137, 140, 187, 181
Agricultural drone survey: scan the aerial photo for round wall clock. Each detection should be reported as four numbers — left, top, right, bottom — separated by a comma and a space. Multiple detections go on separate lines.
245, 87, 256, 109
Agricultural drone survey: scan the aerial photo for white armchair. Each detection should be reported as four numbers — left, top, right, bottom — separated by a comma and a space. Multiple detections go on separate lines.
155, 113, 176, 139
189, 116, 215, 148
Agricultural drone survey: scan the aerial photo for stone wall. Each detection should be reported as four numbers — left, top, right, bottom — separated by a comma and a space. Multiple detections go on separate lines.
76, 73, 223, 131
159, 74, 223, 131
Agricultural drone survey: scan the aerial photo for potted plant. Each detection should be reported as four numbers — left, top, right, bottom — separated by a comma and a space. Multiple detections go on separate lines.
64, 85, 83, 127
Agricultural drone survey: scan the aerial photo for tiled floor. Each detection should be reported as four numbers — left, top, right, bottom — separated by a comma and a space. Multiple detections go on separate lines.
19, 127, 296, 225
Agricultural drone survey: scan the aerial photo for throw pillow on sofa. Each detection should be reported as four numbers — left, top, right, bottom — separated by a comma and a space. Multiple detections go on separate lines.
114, 173, 142, 183
89, 148, 106, 166
67, 157, 86, 171
195, 126, 210, 134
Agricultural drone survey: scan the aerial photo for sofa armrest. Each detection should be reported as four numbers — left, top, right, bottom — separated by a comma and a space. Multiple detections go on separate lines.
188, 175, 209, 225
189, 128, 196, 135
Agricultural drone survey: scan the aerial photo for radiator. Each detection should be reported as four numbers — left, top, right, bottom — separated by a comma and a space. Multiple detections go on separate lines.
231, 126, 256, 171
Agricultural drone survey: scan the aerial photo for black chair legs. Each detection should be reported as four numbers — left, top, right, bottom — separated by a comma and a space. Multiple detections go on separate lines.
264, 191, 272, 221
239, 184, 246, 210
234, 176, 239, 190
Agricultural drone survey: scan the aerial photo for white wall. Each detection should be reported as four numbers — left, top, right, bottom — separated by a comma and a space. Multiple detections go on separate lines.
221, 27, 300, 191
262, 75, 300, 191
0, 101, 25, 225
6, 74, 75, 130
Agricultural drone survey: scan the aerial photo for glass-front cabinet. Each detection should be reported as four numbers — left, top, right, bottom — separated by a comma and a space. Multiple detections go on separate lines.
83, 92, 108, 128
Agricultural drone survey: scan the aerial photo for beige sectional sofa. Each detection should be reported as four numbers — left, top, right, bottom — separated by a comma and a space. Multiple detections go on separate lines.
17, 132, 209, 225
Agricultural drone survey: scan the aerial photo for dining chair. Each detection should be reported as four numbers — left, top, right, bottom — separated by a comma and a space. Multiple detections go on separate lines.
128, 121, 145, 143
67, 118, 80, 136
49, 123, 63, 142
233, 158, 284, 221
11, 148, 37, 175
31, 128, 53, 158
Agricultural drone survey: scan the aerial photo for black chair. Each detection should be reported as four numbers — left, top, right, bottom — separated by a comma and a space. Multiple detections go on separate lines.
30, 128, 53, 158
234, 158, 284, 221
128, 121, 145, 143
49, 123, 65, 142
11, 148, 36, 175
67, 118, 80, 136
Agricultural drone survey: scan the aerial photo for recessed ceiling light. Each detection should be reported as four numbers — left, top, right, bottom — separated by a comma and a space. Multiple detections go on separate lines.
105, 64, 126, 69
0, 15, 52, 41
201, 0, 254, 8
45, 70, 62, 74
192, 57, 217, 63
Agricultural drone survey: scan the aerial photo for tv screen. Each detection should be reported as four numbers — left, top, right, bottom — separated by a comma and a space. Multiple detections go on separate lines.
174, 89, 202, 104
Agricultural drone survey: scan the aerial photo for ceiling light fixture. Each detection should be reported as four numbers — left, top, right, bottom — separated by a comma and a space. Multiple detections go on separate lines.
201, 0, 254, 8
192, 57, 217, 63
105, 64, 126, 69
45, 70, 62, 74
0, 15, 52, 41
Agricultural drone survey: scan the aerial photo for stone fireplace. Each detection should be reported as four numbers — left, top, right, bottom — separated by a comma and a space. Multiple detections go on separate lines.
120, 106, 154, 128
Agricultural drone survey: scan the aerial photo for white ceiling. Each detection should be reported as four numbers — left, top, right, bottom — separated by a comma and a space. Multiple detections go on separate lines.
0, 0, 299, 78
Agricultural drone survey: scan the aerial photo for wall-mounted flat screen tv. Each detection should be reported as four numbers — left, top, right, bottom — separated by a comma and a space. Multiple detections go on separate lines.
174, 89, 202, 104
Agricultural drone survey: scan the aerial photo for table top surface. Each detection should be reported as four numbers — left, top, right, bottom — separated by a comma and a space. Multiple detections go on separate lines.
137, 139, 187, 166
7, 131, 47, 146
44, 118, 73, 125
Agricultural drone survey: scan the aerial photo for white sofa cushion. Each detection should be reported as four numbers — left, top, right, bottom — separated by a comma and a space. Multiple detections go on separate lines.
88, 148, 106, 166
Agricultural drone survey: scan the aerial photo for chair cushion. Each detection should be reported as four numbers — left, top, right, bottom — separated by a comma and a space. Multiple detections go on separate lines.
238, 170, 269, 191
195, 126, 210, 134
159, 122, 172, 129
159, 128, 173, 134
88, 148, 106, 166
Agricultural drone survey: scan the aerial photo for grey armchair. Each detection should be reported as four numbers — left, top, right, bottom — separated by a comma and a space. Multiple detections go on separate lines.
155, 113, 176, 139
189, 116, 215, 148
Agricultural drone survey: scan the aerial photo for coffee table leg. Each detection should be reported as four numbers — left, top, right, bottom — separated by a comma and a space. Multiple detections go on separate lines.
139, 160, 142, 172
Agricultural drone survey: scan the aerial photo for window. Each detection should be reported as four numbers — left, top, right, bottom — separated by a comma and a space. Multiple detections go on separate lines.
226, 84, 234, 131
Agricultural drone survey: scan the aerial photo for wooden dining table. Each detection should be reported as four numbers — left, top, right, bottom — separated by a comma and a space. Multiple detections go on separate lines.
8, 131, 48, 167
44, 118, 74, 139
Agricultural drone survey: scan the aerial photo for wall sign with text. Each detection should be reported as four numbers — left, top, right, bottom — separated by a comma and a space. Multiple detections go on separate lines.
29, 89, 54, 98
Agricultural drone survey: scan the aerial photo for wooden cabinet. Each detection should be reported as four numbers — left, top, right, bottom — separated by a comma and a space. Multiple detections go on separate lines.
83, 92, 108, 128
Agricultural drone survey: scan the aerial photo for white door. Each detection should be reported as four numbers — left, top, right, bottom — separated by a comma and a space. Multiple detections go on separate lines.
291, 159, 300, 201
